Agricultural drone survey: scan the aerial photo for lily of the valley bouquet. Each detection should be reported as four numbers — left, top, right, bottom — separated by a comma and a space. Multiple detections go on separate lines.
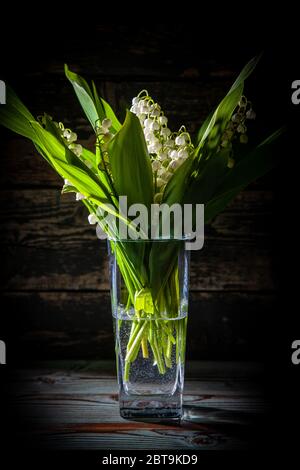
0, 56, 282, 414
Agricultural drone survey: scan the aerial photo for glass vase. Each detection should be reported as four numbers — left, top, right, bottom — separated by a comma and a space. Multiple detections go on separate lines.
108, 238, 189, 420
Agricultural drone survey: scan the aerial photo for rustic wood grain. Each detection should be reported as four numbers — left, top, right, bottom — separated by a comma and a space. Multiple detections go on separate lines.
0, 137, 276, 189
0, 32, 278, 361
2, 291, 274, 360
0, 78, 233, 141
7, 362, 266, 450
0, 188, 275, 292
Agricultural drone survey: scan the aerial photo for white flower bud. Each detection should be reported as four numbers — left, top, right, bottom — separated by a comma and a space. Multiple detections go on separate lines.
168, 160, 180, 171
150, 107, 160, 117
158, 151, 168, 161
177, 148, 189, 159
170, 150, 178, 159
102, 118, 112, 129
161, 171, 172, 182
160, 127, 171, 138
165, 139, 175, 149
132, 97, 140, 105
144, 118, 153, 128
237, 124, 247, 133
156, 178, 165, 189
150, 121, 160, 131
96, 125, 110, 135
137, 114, 146, 123
138, 100, 150, 114
148, 135, 159, 144
144, 130, 152, 141
64, 179, 72, 186
76, 193, 86, 201
69, 143, 83, 157
246, 109, 256, 120
88, 213, 98, 224
64, 130, 77, 143
175, 135, 186, 146
231, 113, 241, 123
159, 116, 168, 126
152, 160, 161, 171
130, 104, 139, 114
140, 105, 150, 114
148, 144, 157, 154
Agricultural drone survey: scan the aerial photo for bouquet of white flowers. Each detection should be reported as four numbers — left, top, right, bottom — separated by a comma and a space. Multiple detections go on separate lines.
0, 55, 282, 392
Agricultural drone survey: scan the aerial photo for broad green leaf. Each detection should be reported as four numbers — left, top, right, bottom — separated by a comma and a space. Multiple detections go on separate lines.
184, 149, 230, 204
65, 64, 99, 131
196, 54, 261, 147
109, 110, 153, 208
196, 110, 213, 144
54, 160, 107, 199
229, 53, 262, 92
213, 128, 283, 196
30, 121, 113, 200
162, 157, 193, 205
92, 81, 121, 133
204, 186, 244, 223
0, 86, 38, 141
149, 240, 180, 302
198, 83, 243, 152
204, 128, 284, 222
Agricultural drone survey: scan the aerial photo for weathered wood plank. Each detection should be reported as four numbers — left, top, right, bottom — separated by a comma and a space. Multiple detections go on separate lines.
0, 78, 232, 140
3, 25, 242, 80
0, 241, 274, 291
7, 364, 266, 450
0, 189, 275, 291
0, 137, 277, 189
1, 291, 275, 360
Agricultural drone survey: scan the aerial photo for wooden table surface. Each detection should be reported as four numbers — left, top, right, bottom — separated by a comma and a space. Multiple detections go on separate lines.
7, 361, 266, 451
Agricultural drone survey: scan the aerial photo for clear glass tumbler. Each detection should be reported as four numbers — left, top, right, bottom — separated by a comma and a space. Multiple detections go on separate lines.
108, 238, 189, 420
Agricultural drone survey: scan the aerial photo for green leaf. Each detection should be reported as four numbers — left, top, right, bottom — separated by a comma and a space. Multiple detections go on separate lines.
30, 122, 113, 200
92, 81, 121, 133
204, 128, 284, 222
196, 110, 213, 144
229, 53, 262, 92
0, 86, 38, 141
108, 110, 153, 208
185, 149, 230, 204
162, 157, 193, 205
149, 240, 180, 302
54, 160, 107, 199
198, 83, 244, 152
196, 54, 261, 147
65, 64, 99, 131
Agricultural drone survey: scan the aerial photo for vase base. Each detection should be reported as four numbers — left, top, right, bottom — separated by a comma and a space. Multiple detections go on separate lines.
120, 408, 182, 420
119, 394, 182, 420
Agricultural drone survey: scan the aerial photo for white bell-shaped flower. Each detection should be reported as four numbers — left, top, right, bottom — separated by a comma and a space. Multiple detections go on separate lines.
88, 213, 98, 224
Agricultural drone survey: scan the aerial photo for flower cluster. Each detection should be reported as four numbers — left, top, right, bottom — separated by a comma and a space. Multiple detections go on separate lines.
220, 95, 256, 168
96, 118, 114, 151
57, 122, 83, 158
130, 91, 194, 203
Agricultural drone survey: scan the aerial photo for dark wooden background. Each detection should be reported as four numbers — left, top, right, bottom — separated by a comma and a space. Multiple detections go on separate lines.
0, 26, 288, 364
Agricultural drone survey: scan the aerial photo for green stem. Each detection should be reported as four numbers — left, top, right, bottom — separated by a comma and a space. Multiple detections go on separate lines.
125, 321, 148, 362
